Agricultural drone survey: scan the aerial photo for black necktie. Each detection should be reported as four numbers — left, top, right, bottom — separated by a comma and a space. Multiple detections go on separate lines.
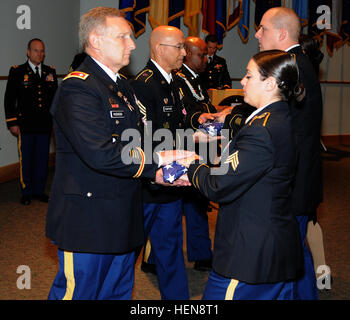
35, 66, 40, 79
209, 57, 213, 64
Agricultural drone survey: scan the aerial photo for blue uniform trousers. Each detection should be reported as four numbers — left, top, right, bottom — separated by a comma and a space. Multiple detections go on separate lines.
295, 215, 319, 299
18, 133, 50, 196
146, 198, 212, 263
48, 249, 135, 300
183, 198, 212, 262
202, 270, 297, 300
143, 200, 189, 300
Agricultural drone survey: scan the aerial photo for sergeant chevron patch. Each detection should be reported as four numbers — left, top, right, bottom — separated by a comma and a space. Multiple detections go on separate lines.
224, 151, 239, 171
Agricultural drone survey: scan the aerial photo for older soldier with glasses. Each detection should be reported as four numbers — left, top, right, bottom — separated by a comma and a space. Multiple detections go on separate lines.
131, 26, 190, 300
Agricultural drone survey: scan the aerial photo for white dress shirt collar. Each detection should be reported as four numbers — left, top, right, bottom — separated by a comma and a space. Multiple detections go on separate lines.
285, 44, 300, 52
183, 63, 198, 78
151, 59, 172, 84
28, 60, 41, 76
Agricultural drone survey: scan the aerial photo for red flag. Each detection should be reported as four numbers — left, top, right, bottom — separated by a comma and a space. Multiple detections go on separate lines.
202, 0, 216, 35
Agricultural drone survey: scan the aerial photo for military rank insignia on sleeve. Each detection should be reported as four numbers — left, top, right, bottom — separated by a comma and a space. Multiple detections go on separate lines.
224, 150, 239, 171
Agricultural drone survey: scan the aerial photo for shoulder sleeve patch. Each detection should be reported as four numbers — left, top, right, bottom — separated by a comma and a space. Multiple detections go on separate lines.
50, 65, 55, 69
135, 69, 153, 82
63, 71, 89, 81
12, 65, 19, 68
248, 112, 270, 127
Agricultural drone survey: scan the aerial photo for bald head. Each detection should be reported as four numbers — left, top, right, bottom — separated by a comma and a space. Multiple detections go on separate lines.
150, 26, 184, 54
149, 26, 186, 73
267, 7, 301, 41
184, 37, 208, 74
185, 37, 206, 54
255, 7, 301, 51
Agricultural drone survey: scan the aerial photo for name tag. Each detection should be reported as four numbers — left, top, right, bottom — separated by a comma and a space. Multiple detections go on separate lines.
163, 106, 173, 113
110, 110, 125, 118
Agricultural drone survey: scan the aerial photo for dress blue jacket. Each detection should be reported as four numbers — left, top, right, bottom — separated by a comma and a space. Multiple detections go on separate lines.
188, 101, 303, 283
46, 56, 157, 254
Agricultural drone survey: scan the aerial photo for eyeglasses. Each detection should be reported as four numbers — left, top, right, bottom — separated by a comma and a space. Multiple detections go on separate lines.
160, 43, 185, 50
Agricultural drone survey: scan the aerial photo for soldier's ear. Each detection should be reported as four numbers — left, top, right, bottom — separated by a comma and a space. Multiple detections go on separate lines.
156, 43, 164, 56
265, 76, 277, 92
278, 28, 287, 42
89, 31, 101, 51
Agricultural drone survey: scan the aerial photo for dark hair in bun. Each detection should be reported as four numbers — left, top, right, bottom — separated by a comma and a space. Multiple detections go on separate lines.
299, 34, 323, 76
252, 50, 304, 102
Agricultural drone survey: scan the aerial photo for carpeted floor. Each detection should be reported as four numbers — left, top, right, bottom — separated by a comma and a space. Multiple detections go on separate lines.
0, 144, 349, 300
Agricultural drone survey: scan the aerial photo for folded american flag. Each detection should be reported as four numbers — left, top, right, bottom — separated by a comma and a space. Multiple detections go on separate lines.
163, 161, 188, 184
199, 121, 224, 136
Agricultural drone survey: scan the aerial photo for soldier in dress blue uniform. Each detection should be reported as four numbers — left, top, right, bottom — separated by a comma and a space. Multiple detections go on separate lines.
179, 50, 304, 300
46, 7, 190, 300
256, 7, 323, 299
175, 37, 256, 139
173, 37, 215, 272
200, 34, 231, 89
4, 38, 58, 205
130, 26, 190, 300
173, 37, 257, 272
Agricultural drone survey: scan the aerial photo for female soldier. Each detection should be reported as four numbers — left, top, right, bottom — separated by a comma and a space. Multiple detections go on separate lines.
182, 50, 304, 300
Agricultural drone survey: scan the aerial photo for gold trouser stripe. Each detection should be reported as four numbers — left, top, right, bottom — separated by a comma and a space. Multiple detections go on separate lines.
225, 279, 239, 300
62, 251, 75, 300
144, 238, 152, 262
17, 133, 25, 189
